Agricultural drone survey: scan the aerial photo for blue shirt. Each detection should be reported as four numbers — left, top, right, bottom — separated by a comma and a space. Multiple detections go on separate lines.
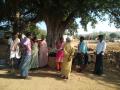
78, 41, 88, 54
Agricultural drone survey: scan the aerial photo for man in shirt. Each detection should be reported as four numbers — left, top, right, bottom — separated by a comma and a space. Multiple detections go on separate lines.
94, 35, 106, 75
10, 32, 21, 70
78, 36, 88, 72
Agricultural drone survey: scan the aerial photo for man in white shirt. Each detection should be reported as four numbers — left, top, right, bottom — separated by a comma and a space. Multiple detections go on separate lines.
9, 32, 21, 70
94, 35, 106, 75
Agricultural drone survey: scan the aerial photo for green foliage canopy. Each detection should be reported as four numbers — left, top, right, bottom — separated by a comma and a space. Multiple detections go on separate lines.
0, 0, 120, 30
0, 0, 120, 47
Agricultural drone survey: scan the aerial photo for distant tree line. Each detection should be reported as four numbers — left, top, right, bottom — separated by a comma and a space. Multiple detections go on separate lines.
77, 31, 120, 40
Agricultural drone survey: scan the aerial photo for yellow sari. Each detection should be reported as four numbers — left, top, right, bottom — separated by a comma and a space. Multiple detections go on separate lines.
61, 42, 75, 78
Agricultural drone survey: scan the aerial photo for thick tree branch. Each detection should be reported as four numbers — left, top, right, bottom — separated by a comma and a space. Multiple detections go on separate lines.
62, 10, 76, 29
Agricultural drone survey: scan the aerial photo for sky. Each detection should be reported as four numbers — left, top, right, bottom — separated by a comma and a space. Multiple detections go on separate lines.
36, 18, 120, 35
76, 18, 120, 35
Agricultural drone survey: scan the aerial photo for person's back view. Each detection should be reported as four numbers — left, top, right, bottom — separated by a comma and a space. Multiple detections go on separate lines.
38, 35, 48, 68
30, 36, 39, 69
60, 37, 75, 79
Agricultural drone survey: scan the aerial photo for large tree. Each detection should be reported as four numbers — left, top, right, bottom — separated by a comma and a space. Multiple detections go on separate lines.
0, 0, 120, 48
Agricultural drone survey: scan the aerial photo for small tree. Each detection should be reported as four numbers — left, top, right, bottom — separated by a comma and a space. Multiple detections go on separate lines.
109, 33, 117, 39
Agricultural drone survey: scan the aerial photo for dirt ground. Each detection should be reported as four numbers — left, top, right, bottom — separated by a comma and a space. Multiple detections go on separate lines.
0, 40, 120, 90
0, 67, 120, 90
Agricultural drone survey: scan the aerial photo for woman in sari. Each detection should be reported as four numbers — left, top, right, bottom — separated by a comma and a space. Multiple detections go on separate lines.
60, 37, 75, 79
30, 36, 39, 69
19, 32, 32, 79
38, 35, 48, 67
56, 37, 64, 71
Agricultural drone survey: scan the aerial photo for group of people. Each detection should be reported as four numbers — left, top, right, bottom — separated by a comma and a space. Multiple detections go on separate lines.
8, 32, 75, 80
8, 32, 48, 79
55, 37, 75, 79
76, 35, 106, 76
7, 31, 106, 80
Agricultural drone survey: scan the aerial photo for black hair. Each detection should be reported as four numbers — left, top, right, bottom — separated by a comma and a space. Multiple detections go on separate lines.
33, 36, 37, 40
13, 31, 19, 36
98, 35, 104, 39
59, 37, 63, 42
25, 32, 32, 37
66, 37, 71, 42
80, 36, 84, 40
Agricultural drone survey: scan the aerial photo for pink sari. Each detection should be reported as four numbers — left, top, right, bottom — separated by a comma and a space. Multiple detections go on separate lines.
56, 41, 64, 62
38, 40, 48, 67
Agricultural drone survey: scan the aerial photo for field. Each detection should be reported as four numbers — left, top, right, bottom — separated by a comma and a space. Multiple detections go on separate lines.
0, 40, 120, 90
73, 40, 120, 69
72, 39, 120, 52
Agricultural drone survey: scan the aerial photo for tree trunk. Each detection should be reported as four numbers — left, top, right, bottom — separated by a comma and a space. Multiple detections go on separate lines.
46, 20, 65, 48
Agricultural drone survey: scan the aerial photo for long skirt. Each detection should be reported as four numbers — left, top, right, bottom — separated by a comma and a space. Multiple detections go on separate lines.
38, 47, 48, 67
56, 50, 64, 62
61, 59, 73, 77
20, 54, 31, 77
30, 50, 39, 69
